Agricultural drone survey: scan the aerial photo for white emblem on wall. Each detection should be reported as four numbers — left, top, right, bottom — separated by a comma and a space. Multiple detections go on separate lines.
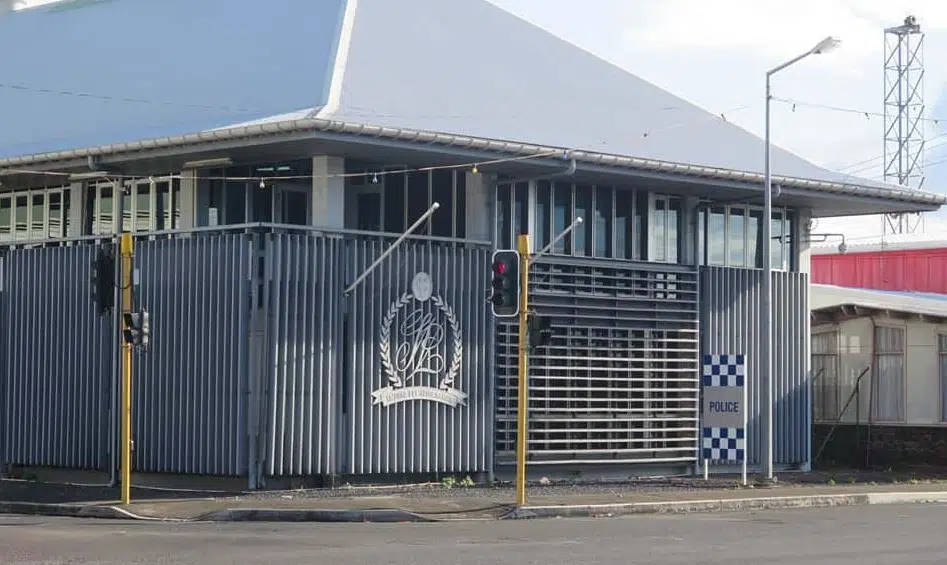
372, 272, 467, 408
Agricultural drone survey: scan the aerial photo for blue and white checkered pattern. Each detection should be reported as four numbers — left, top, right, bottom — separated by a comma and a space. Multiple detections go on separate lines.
702, 426, 745, 462
701, 354, 745, 387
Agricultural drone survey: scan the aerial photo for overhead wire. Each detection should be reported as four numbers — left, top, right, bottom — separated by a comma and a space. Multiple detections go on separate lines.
0, 150, 567, 185
0, 79, 758, 154
768, 96, 947, 180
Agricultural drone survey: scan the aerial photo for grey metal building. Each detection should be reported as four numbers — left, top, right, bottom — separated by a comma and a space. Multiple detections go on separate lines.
0, 0, 942, 488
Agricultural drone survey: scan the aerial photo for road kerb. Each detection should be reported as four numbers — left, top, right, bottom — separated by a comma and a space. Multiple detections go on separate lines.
503, 491, 947, 520
2, 490, 947, 523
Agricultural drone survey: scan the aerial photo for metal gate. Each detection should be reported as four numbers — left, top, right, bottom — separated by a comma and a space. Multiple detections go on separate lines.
495, 256, 701, 467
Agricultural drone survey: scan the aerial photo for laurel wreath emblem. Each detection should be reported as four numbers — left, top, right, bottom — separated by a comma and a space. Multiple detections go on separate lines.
379, 291, 463, 391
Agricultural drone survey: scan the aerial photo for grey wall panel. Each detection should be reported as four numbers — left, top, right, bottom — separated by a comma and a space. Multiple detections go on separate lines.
1, 242, 117, 470
133, 234, 252, 476
342, 238, 491, 475
262, 234, 342, 477
699, 266, 810, 467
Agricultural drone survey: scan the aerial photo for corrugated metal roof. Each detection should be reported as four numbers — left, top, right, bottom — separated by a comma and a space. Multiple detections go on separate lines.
811, 283, 947, 317
0, 0, 943, 213
319, 0, 903, 193
0, 0, 345, 158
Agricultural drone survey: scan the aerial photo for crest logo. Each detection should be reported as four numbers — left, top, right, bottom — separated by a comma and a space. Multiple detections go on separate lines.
372, 272, 467, 408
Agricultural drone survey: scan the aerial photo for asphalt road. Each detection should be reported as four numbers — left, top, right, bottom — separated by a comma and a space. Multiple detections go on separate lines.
0, 503, 945, 564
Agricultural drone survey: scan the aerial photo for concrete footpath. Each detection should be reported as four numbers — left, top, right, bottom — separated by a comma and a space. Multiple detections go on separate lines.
2, 474, 947, 523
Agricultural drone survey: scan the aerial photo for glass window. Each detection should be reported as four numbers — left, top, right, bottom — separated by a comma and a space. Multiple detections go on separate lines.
455, 172, 466, 239
94, 183, 115, 235
708, 207, 726, 265
771, 210, 785, 270
135, 182, 152, 232
47, 192, 62, 239
0, 197, 11, 242
748, 209, 763, 268
63, 189, 72, 236
785, 210, 795, 270
431, 169, 454, 238
15, 196, 28, 239
698, 208, 705, 265
594, 186, 613, 258
385, 172, 406, 234
282, 190, 309, 226
407, 172, 430, 234
496, 183, 511, 249
29, 193, 45, 240
574, 184, 593, 256
225, 180, 247, 225
667, 198, 680, 263
650, 196, 667, 262
552, 182, 571, 253
872, 326, 905, 422
635, 191, 648, 260
536, 180, 551, 250
171, 179, 181, 230
513, 182, 529, 241
614, 188, 635, 260
121, 185, 133, 232
728, 207, 746, 267
357, 193, 381, 231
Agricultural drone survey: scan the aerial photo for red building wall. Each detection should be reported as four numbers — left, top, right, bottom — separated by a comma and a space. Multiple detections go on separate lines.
811, 247, 947, 294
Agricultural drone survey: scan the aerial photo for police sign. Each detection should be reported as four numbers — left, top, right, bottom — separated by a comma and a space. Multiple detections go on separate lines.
701, 354, 748, 482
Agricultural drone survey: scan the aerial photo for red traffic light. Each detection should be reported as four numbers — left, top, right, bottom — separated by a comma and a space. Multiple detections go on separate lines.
493, 261, 508, 274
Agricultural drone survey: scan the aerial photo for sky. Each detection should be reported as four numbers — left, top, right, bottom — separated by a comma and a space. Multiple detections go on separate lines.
489, 0, 947, 242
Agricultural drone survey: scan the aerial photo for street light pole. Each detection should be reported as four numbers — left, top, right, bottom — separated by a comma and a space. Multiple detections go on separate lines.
763, 35, 840, 482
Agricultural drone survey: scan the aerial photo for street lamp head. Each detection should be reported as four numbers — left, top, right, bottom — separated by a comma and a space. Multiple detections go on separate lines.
811, 36, 842, 55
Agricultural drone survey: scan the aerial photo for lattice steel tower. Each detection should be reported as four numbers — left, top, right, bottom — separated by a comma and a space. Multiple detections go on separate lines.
883, 15, 925, 234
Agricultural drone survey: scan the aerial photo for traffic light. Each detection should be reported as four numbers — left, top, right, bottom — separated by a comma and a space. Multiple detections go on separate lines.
91, 245, 116, 315
490, 249, 520, 317
528, 314, 553, 352
123, 310, 150, 348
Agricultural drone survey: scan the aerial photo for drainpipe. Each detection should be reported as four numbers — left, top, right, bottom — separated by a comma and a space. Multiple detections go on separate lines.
494, 156, 577, 186
866, 316, 877, 468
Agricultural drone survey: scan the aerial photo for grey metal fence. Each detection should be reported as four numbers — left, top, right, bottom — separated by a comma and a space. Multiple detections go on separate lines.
340, 237, 493, 475
0, 227, 493, 481
132, 233, 253, 476
0, 240, 117, 470
259, 233, 343, 478
699, 266, 810, 468
495, 257, 701, 467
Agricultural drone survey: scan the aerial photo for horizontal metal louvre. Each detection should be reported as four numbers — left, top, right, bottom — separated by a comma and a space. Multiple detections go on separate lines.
700, 266, 810, 467
342, 237, 492, 475
133, 234, 252, 475
1, 241, 116, 469
495, 257, 700, 465
262, 233, 342, 477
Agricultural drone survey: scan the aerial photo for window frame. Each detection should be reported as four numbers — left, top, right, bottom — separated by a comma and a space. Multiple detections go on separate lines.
0, 186, 72, 242
939, 333, 947, 423
698, 203, 795, 271
811, 330, 840, 422
871, 324, 906, 423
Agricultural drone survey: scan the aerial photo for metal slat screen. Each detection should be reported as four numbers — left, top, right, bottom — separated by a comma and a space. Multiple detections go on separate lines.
494, 257, 700, 465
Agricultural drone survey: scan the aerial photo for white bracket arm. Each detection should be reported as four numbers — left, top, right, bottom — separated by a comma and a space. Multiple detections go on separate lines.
343, 202, 440, 296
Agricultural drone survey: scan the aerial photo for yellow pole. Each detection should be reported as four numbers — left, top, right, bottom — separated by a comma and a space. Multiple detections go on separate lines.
120, 233, 134, 505
515, 234, 530, 507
